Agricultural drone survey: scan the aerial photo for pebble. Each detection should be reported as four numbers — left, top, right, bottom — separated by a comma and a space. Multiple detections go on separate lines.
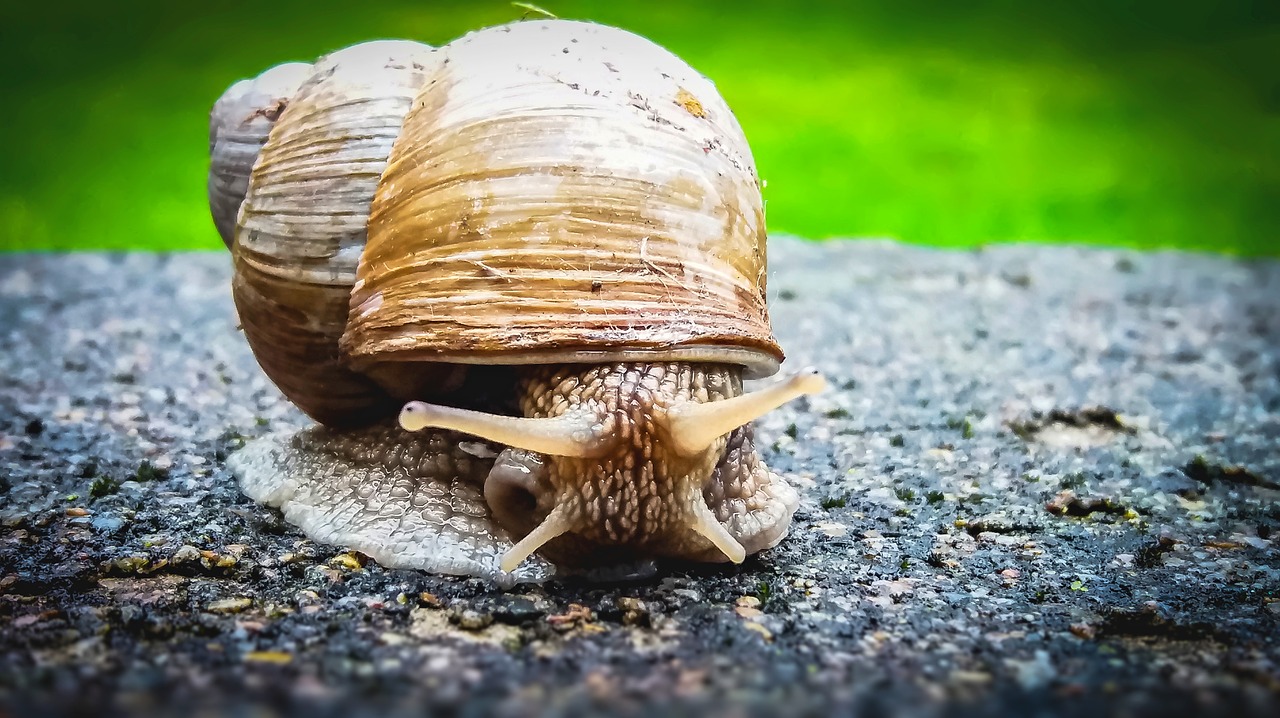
207, 598, 253, 614
243, 651, 293, 665
90, 514, 125, 534
379, 632, 410, 646
171, 545, 202, 564
328, 553, 364, 571
453, 609, 494, 631
616, 597, 649, 626
491, 595, 546, 624
742, 622, 773, 642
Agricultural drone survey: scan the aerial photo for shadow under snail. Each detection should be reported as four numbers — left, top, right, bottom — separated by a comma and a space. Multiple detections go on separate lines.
209, 19, 825, 586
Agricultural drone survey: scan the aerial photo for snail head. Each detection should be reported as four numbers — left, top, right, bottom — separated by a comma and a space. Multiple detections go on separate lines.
399, 362, 824, 572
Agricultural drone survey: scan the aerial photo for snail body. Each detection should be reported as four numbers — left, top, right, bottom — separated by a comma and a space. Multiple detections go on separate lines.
214, 20, 823, 585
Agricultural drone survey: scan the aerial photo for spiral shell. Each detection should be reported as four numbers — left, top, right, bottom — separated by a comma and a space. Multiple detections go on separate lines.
214, 20, 782, 428
229, 40, 435, 426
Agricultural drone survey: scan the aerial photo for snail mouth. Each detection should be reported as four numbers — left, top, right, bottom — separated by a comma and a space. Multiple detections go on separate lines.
483, 449, 550, 540
483, 448, 585, 573
486, 461, 749, 572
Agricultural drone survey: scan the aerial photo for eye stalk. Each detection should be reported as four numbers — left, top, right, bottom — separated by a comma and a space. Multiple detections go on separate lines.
661, 368, 826, 457
398, 401, 611, 458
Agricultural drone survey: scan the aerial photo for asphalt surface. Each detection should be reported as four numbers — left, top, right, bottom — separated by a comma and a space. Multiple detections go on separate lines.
1, 238, 1278, 717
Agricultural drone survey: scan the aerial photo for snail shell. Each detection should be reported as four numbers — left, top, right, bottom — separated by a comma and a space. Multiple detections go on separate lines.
343, 20, 780, 379
214, 22, 779, 428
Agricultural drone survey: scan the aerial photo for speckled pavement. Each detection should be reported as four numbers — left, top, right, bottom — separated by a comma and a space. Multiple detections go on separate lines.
1, 238, 1277, 717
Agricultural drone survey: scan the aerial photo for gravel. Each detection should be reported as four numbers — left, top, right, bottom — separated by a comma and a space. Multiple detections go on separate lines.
1, 238, 1278, 717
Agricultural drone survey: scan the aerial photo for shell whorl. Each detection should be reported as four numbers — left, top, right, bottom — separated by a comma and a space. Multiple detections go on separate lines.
208, 61, 312, 248
343, 20, 781, 381
218, 40, 435, 426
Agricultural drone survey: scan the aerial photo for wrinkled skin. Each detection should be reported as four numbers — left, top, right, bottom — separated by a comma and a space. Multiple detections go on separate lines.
230, 362, 799, 585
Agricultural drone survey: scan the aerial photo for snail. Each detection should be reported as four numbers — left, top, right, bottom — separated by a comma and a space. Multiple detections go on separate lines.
212, 19, 825, 586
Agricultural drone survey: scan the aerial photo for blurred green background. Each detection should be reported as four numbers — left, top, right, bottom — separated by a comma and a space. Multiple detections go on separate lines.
1, 0, 1276, 255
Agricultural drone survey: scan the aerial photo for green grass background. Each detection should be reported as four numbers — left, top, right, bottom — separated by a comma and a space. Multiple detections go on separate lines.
1, 0, 1276, 255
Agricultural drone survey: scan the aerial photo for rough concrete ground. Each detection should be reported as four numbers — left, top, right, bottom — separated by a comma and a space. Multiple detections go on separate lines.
1, 238, 1277, 717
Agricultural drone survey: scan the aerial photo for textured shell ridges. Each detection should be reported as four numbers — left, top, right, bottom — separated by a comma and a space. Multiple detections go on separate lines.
209, 20, 781, 428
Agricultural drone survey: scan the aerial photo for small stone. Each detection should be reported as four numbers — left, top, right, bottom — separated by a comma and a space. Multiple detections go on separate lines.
119, 605, 144, 626
735, 596, 762, 609
812, 521, 848, 538
243, 651, 292, 665
454, 609, 494, 631
171, 545, 201, 564
112, 555, 150, 574
670, 588, 702, 603
380, 632, 410, 646
1069, 622, 1097, 639
616, 597, 649, 627
419, 592, 442, 608
951, 670, 993, 684
207, 598, 252, 614
1007, 650, 1056, 690
263, 604, 293, 619
90, 514, 125, 534
328, 553, 364, 571
65, 507, 90, 518
14, 611, 57, 628
547, 603, 594, 631
199, 550, 237, 569
492, 595, 546, 624
742, 621, 773, 641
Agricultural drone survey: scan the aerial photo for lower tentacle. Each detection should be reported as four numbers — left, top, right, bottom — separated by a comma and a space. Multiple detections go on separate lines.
695, 424, 800, 561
